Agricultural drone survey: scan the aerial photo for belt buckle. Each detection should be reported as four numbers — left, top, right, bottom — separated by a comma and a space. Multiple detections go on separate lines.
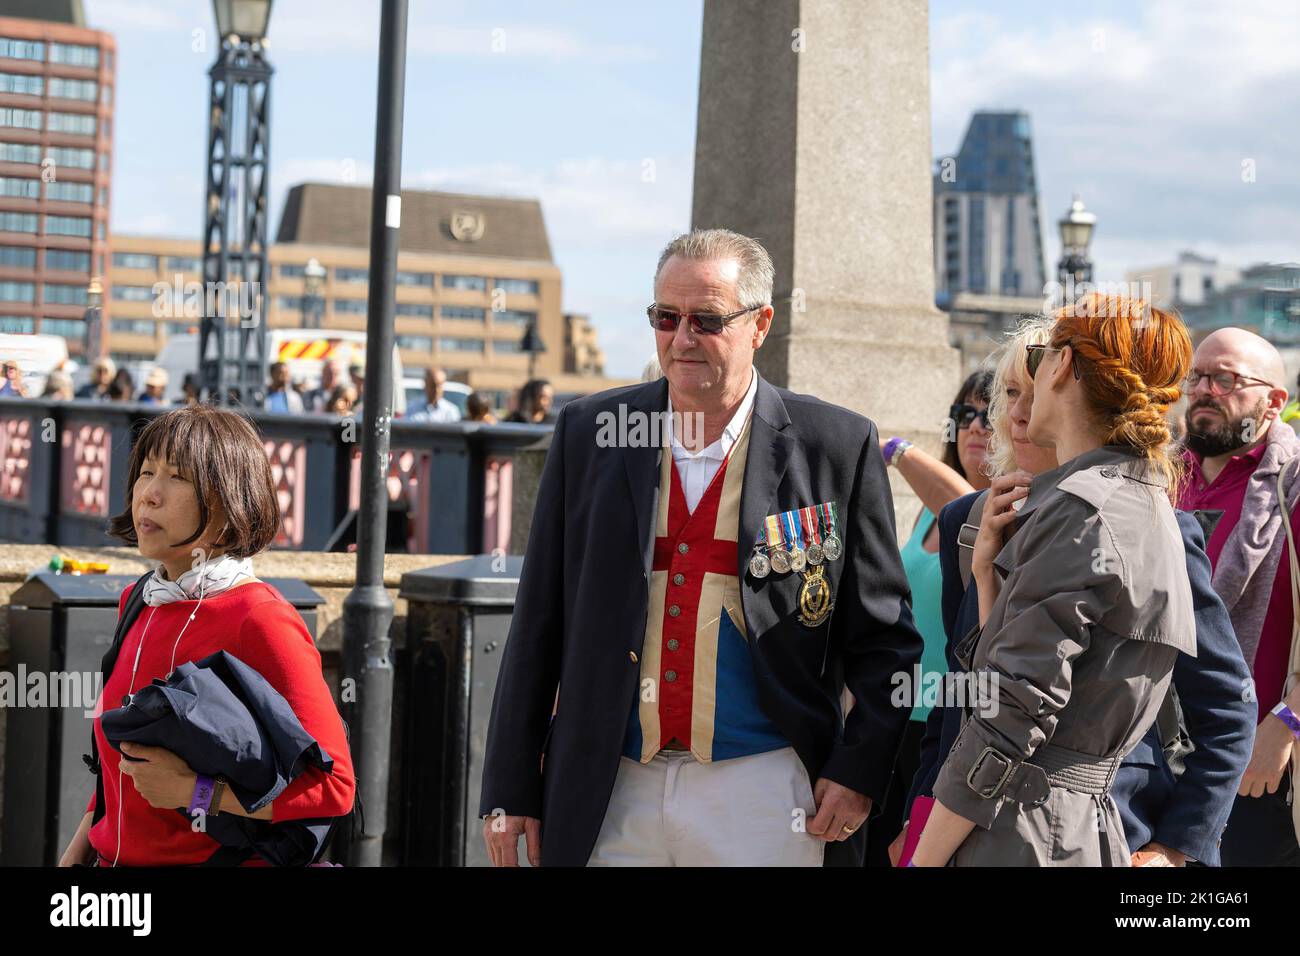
966, 745, 1015, 799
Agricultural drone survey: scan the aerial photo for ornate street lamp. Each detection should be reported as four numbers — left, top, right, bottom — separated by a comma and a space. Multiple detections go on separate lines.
302, 257, 326, 329
1057, 193, 1097, 290
198, 0, 274, 407
520, 319, 546, 380
82, 276, 103, 359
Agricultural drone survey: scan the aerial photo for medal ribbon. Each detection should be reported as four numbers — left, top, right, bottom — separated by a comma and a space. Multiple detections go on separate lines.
800, 506, 821, 546
781, 510, 803, 551
819, 501, 839, 540
764, 515, 783, 550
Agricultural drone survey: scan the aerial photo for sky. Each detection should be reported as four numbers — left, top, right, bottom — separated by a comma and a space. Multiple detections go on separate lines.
87, 0, 1300, 378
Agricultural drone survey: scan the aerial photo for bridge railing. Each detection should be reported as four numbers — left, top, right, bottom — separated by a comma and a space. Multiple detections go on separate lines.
0, 397, 551, 554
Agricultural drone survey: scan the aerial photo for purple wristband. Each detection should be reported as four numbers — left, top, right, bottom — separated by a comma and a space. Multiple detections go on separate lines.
906, 860, 917, 867
189, 773, 216, 816
1272, 703, 1300, 740
883, 437, 904, 465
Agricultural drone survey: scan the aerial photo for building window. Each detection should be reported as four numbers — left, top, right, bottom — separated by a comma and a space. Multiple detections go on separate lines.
49, 42, 100, 68
44, 283, 88, 305
43, 319, 86, 338
46, 146, 95, 170
275, 295, 301, 311
0, 280, 35, 302
0, 38, 45, 61
333, 298, 367, 314
395, 303, 434, 318
442, 274, 487, 292
0, 142, 39, 164
336, 267, 367, 283
0, 72, 43, 95
113, 252, 159, 270
396, 335, 434, 352
112, 285, 156, 302
45, 180, 94, 203
102, 85, 112, 106
45, 249, 89, 271
0, 107, 42, 131
492, 309, 535, 325
395, 271, 434, 287
0, 316, 33, 333
493, 278, 539, 295
111, 319, 158, 336
0, 176, 39, 199
280, 263, 306, 278
165, 321, 195, 336
48, 76, 97, 101
165, 256, 202, 273
0, 211, 37, 233
438, 336, 484, 352
492, 340, 525, 354
0, 246, 36, 268
441, 306, 485, 322
45, 215, 93, 237
47, 112, 97, 136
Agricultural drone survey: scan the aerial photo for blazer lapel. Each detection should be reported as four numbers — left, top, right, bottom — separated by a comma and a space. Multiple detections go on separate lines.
622, 378, 669, 580
738, 374, 793, 577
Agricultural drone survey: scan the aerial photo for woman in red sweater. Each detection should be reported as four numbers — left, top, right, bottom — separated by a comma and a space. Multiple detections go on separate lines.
58, 404, 355, 866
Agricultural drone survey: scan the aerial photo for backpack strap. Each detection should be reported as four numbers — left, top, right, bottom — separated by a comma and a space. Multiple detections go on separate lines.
86, 570, 155, 826
956, 490, 991, 591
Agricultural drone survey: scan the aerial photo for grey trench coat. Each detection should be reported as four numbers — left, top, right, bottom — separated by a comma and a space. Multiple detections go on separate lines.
932, 445, 1198, 866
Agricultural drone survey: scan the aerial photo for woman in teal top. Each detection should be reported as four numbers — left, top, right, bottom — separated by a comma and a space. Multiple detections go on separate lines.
865, 368, 994, 866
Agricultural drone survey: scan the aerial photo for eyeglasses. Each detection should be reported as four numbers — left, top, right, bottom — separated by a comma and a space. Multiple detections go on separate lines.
949, 403, 990, 430
647, 303, 761, 336
1184, 370, 1273, 396
1025, 343, 1081, 380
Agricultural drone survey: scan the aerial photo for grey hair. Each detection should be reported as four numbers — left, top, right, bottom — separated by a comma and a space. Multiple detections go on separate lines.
986, 314, 1056, 477
654, 228, 774, 309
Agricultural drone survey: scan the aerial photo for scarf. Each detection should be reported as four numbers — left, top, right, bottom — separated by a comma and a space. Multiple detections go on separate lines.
1208, 420, 1300, 670
143, 553, 255, 607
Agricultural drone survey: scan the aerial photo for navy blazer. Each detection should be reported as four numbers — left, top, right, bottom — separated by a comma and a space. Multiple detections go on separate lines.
907, 492, 1254, 865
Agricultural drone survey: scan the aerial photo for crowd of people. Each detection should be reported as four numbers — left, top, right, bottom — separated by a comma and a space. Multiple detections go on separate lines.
480, 226, 1300, 868
0, 351, 560, 426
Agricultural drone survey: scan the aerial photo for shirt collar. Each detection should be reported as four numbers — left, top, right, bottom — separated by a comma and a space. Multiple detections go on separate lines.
1021, 444, 1163, 517
667, 368, 757, 462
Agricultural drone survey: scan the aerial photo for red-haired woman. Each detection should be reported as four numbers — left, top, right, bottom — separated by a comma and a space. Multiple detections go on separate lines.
59, 405, 354, 866
912, 295, 1198, 866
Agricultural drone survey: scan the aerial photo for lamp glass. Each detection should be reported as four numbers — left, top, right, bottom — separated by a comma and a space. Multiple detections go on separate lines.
213, 0, 272, 40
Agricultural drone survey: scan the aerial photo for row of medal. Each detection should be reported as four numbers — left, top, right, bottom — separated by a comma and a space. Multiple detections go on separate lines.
749, 501, 843, 578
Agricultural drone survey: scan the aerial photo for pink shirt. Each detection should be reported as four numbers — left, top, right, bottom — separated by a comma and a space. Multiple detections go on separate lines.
1180, 442, 1294, 723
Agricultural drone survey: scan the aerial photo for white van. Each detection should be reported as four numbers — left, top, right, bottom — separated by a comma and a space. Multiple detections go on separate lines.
154, 328, 406, 413
0, 332, 72, 396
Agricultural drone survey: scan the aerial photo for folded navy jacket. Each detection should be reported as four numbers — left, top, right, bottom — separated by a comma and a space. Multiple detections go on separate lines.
101, 649, 338, 866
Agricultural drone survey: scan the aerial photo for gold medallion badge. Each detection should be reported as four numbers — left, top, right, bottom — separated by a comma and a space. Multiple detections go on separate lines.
798, 563, 834, 627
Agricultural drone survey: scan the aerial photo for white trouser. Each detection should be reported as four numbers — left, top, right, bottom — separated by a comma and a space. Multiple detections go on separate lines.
588, 746, 826, 866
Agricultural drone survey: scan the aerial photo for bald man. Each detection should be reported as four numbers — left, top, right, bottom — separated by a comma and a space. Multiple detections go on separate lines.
1180, 326, 1300, 867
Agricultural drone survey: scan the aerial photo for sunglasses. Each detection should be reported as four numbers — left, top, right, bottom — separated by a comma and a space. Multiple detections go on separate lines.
1025, 343, 1081, 380
949, 403, 990, 430
647, 303, 760, 336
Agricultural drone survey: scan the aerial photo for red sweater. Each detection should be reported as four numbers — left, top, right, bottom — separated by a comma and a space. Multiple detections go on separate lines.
88, 580, 355, 866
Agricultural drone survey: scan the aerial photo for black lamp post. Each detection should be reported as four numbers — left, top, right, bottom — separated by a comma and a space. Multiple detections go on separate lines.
520, 319, 546, 380
198, 0, 274, 407
302, 257, 326, 329
340, 0, 408, 868
1057, 194, 1096, 291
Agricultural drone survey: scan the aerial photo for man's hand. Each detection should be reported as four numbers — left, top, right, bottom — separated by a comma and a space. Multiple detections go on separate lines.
1131, 841, 1187, 867
117, 743, 196, 810
1238, 715, 1294, 797
482, 811, 542, 867
806, 778, 871, 842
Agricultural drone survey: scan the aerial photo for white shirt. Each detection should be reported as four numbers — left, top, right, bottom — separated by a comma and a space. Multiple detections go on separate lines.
667, 369, 758, 513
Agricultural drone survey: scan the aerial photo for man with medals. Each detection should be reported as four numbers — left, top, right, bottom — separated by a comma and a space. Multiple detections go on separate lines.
480, 228, 923, 866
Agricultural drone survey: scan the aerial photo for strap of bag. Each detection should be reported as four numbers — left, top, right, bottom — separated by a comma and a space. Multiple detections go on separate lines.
86, 570, 155, 826
957, 489, 991, 590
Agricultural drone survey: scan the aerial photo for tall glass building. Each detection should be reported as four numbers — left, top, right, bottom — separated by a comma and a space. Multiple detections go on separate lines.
933, 111, 1046, 306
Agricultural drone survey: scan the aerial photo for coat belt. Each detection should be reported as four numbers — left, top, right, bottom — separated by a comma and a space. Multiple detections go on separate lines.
1000, 742, 1125, 806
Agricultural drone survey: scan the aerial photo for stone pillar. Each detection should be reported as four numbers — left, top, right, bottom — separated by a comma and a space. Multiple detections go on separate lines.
691, 0, 960, 535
